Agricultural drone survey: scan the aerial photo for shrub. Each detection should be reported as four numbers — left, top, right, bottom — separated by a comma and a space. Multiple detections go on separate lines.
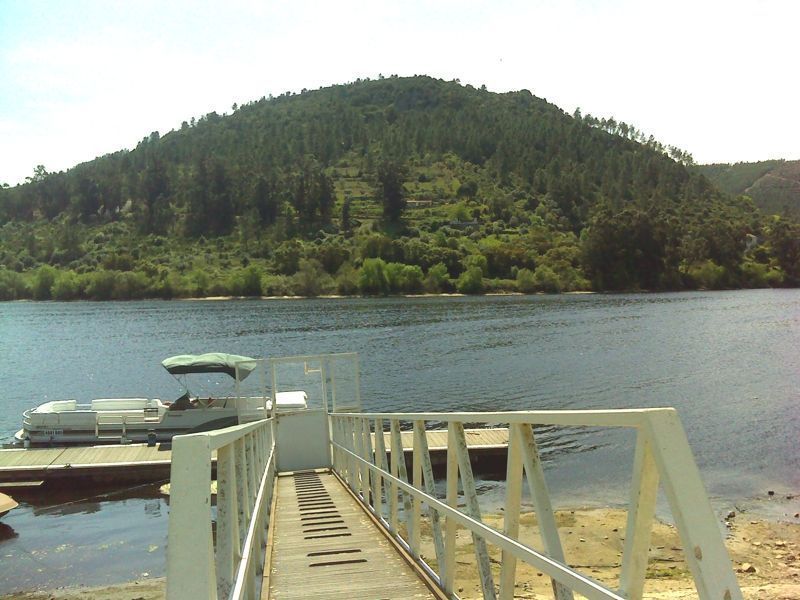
52, 271, 83, 300
462, 253, 488, 277
359, 258, 388, 295
292, 259, 333, 296
262, 274, 292, 296
516, 268, 536, 293
84, 270, 117, 300
335, 263, 360, 295
532, 265, 562, 293
686, 260, 727, 290
188, 269, 210, 297
399, 264, 424, 293
146, 271, 188, 299
0, 269, 29, 300
112, 271, 151, 299
273, 240, 303, 275
424, 263, 450, 293
456, 266, 483, 294
32, 265, 57, 300
240, 265, 263, 296
765, 267, 784, 287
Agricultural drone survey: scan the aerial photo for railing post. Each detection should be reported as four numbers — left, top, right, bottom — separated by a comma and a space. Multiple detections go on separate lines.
444, 425, 459, 596
353, 417, 365, 499
499, 424, 523, 600
246, 434, 257, 514
411, 421, 423, 556
452, 422, 496, 600
234, 437, 251, 548
644, 410, 743, 600
375, 418, 391, 517
337, 417, 349, 484
363, 418, 379, 513
330, 417, 339, 474
354, 417, 369, 502
372, 418, 386, 520
254, 435, 267, 576
330, 416, 340, 475
517, 423, 573, 600
345, 417, 358, 493
166, 434, 216, 600
390, 419, 413, 540
414, 420, 445, 578
389, 419, 400, 533
215, 443, 240, 599
619, 429, 659, 600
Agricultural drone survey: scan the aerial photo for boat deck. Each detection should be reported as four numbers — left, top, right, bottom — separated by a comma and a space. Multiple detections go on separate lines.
264, 471, 439, 600
0, 428, 509, 485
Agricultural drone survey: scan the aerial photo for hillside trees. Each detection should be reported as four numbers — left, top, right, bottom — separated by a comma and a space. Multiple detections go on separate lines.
0, 75, 797, 299
375, 158, 407, 222
767, 217, 800, 284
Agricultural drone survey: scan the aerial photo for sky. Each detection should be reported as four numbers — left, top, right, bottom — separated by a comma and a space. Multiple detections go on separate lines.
1, 0, 798, 186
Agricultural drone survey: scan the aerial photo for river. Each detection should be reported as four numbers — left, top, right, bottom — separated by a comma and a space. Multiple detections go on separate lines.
0, 290, 798, 592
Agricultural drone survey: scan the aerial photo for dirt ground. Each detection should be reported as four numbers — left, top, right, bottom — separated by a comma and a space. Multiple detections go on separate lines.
5, 510, 799, 599
421, 508, 800, 599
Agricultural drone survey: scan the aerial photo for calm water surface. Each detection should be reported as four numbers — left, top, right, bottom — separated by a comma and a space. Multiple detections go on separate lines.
0, 290, 798, 592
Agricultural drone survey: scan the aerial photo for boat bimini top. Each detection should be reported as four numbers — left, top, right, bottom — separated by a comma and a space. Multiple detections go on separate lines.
161, 353, 257, 380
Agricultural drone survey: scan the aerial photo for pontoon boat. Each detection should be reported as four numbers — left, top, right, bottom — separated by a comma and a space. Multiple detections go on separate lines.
14, 353, 307, 446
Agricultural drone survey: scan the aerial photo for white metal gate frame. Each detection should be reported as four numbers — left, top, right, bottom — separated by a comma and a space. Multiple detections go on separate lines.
329, 408, 743, 600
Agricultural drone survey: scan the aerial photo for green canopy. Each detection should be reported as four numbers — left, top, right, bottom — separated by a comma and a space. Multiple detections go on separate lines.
162, 353, 258, 379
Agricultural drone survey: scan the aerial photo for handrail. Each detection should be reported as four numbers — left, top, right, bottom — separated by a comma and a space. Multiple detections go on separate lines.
329, 409, 743, 600
333, 408, 660, 426
166, 417, 276, 600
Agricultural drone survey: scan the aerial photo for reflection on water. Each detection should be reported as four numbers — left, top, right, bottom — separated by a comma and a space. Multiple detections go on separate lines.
0, 483, 169, 593
1, 290, 799, 592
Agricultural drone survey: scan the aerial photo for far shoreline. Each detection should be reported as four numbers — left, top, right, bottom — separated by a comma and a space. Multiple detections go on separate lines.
9, 286, 800, 303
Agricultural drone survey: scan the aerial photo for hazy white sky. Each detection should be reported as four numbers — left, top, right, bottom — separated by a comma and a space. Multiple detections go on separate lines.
1, 0, 798, 186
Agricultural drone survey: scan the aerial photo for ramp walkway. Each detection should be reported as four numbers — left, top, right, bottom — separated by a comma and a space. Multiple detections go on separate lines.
163, 354, 743, 600
264, 471, 437, 599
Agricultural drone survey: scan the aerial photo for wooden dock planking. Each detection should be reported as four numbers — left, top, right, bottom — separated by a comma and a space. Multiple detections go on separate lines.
265, 472, 437, 600
0, 428, 509, 484
49, 444, 173, 468
0, 447, 66, 468
0, 443, 176, 483
373, 427, 509, 451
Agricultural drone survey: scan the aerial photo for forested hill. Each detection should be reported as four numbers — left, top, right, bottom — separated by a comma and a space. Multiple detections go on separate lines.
697, 160, 800, 217
1, 75, 799, 300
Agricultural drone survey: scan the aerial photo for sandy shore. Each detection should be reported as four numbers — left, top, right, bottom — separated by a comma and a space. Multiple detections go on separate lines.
6, 509, 798, 599
3, 578, 166, 600
426, 508, 800, 599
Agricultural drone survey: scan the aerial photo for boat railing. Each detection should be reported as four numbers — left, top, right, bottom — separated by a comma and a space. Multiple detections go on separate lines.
166, 417, 276, 600
94, 413, 159, 439
329, 409, 742, 600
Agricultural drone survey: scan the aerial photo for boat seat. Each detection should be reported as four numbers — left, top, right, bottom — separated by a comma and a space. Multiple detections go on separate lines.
91, 398, 152, 411
35, 400, 77, 413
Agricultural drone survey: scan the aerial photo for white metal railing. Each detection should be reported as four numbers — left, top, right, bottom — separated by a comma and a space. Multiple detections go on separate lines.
330, 409, 743, 600
166, 417, 276, 600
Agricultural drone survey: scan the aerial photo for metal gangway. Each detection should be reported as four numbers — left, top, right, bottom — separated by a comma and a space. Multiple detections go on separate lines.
165, 353, 743, 600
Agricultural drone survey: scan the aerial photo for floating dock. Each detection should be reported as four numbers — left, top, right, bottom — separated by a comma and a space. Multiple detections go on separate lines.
0, 443, 175, 485
0, 428, 509, 486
